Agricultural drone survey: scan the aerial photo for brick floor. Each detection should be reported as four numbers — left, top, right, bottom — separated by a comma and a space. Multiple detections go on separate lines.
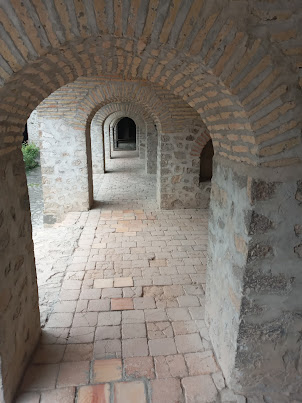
16, 152, 241, 402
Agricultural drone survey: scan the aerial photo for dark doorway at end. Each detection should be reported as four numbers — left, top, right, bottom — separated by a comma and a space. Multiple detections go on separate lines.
115, 117, 136, 150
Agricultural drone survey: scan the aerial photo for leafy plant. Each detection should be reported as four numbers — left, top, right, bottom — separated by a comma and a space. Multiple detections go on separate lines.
22, 142, 39, 171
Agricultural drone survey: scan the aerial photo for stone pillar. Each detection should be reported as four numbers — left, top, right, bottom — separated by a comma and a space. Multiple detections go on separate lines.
206, 155, 302, 401
0, 149, 40, 403
146, 130, 157, 174
27, 110, 40, 147
91, 120, 104, 174
39, 118, 93, 223
158, 132, 201, 209
139, 126, 146, 160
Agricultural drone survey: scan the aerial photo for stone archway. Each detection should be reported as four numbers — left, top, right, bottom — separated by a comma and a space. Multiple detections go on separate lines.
0, 2, 301, 401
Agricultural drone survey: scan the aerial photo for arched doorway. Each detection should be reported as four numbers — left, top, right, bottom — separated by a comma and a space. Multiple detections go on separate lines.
115, 117, 136, 150
199, 140, 214, 183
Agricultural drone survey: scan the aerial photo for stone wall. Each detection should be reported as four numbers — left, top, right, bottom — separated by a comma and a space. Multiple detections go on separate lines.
39, 118, 93, 223
27, 110, 40, 147
90, 119, 105, 175
0, 150, 40, 403
206, 155, 302, 401
146, 129, 158, 174
158, 124, 210, 209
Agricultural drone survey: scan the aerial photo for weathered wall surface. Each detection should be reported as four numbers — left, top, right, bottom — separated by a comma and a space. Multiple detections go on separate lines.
206, 155, 302, 401
39, 118, 93, 223
0, 150, 40, 403
27, 110, 40, 146
146, 129, 158, 174
91, 119, 105, 174
198, 181, 211, 209
158, 122, 210, 209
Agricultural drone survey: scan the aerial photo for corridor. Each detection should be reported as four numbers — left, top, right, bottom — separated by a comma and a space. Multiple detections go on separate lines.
16, 151, 234, 403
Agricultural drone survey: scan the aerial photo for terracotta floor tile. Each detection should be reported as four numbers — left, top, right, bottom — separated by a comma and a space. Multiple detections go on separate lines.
111, 298, 134, 310
114, 381, 146, 403
92, 359, 122, 383
77, 384, 110, 403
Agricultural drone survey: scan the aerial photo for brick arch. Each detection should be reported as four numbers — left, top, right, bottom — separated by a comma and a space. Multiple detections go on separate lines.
0, 1, 300, 167
1, 3, 302, 402
190, 128, 212, 158
89, 101, 159, 174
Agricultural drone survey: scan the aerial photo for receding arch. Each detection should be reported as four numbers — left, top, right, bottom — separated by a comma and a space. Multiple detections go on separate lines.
0, 2, 301, 401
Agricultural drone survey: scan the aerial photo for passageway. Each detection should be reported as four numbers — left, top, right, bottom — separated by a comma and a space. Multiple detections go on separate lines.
16, 151, 231, 403
94, 149, 157, 211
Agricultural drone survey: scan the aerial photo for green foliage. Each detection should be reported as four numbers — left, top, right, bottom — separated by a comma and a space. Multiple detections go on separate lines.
22, 142, 39, 171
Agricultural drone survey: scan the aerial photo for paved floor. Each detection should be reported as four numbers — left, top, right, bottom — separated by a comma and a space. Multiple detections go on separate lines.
17, 151, 242, 403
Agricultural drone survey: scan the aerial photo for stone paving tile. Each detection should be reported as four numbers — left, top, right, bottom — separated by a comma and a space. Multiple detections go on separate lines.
56, 361, 90, 387
122, 310, 145, 323
40, 328, 69, 345
68, 327, 95, 344
95, 325, 121, 340
147, 322, 173, 339
40, 387, 76, 403
122, 323, 147, 338
122, 338, 149, 357
72, 312, 98, 327
151, 378, 184, 403
47, 313, 73, 328
94, 339, 122, 359
175, 334, 204, 354
144, 309, 168, 322
172, 320, 198, 335
154, 355, 188, 378
102, 287, 123, 298
114, 381, 147, 403
133, 297, 156, 309
33, 344, 65, 364
124, 356, 155, 379
149, 338, 177, 356
92, 359, 122, 382
184, 351, 219, 375
21, 364, 59, 391
181, 375, 218, 403
63, 344, 93, 362
98, 311, 121, 326
166, 307, 191, 321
